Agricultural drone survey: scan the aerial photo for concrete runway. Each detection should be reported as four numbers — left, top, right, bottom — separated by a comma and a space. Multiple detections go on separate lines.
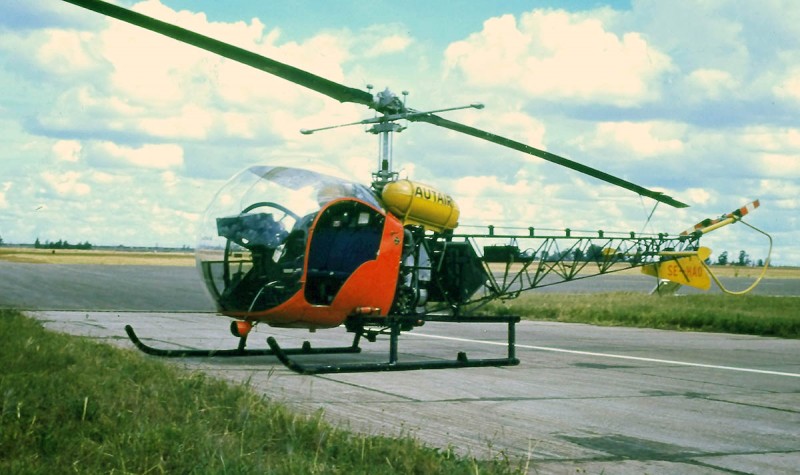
4, 262, 800, 473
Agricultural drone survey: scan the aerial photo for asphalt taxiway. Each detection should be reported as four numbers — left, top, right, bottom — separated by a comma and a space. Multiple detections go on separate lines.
4, 262, 799, 474
1, 261, 797, 312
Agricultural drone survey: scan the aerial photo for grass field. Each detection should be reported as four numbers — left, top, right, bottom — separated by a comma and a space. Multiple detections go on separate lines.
0, 309, 522, 474
0, 247, 195, 266
484, 292, 800, 338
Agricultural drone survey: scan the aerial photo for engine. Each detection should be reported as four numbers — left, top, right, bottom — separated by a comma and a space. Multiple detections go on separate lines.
390, 226, 488, 315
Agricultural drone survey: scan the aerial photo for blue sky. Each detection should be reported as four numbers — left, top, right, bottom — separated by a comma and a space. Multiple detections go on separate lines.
161, 1, 631, 44
1, 0, 797, 265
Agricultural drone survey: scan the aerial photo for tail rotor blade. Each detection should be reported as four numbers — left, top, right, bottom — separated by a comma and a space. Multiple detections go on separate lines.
680, 200, 760, 236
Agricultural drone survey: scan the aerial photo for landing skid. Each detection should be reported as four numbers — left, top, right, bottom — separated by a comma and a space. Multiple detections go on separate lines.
124, 325, 362, 358
267, 315, 521, 375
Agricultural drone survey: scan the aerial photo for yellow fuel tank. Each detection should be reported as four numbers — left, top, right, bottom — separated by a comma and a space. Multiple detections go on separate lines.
381, 180, 459, 232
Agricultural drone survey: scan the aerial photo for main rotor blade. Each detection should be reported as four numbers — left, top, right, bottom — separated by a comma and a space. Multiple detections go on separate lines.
408, 113, 689, 208
63, 0, 374, 107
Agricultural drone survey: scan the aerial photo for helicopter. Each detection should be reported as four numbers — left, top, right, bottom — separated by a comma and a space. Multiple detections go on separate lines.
65, 0, 770, 374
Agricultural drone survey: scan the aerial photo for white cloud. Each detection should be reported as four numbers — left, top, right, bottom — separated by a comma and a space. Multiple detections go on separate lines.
737, 127, 800, 178
146, 202, 201, 240
584, 121, 685, 157
41, 171, 90, 197
95, 142, 184, 169
220, 112, 257, 139
100, 1, 248, 106
37, 86, 143, 136
449, 174, 571, 227
134, 0, 267, 48
364, 34, 412, 58
89, 171, 121, 184
36, 29, 99, 75
444, 10, 674, 106
351, 24, 413, 58
773, 70, 800, 102
25, 0, 356, 146
491, 111, 547, 150
52, 140, 82, 162
759, 154, 800, 178
211, 31, 352, 112
686, 188, 712, 205
685, 68, 739, 101
757, 179, 800, 210
138, 105, 215, 140
745, 127, 800, 150
0, 182, 10, 208
161, 170, 178, 188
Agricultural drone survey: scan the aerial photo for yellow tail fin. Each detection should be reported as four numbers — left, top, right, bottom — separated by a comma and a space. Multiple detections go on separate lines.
641, 247, 712, 290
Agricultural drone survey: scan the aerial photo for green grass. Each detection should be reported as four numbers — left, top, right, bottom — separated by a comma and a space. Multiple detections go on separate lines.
0, 309, 520, 474
483, 293, 800, 338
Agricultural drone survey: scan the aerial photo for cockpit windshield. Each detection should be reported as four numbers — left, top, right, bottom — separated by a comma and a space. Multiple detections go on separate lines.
196, 165, 380, 313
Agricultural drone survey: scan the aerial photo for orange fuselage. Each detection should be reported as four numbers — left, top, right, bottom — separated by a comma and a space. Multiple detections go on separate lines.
222, 199, 404, 329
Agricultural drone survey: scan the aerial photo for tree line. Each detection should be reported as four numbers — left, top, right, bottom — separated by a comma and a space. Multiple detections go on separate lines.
538, 245, 766, 267
714, 250, 766, 267
34, 238, 93, 250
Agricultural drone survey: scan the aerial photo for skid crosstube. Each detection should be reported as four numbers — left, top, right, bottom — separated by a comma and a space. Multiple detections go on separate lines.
267, 314, 521, 375
124, 324, 362, 358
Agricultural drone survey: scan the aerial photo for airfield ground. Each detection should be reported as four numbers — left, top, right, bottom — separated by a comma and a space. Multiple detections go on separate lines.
1, 249, 798, 474
0, 247, 196, 266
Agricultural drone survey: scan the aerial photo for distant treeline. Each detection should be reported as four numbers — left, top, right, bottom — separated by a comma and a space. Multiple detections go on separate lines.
537, 246, 766, 267
516, 246, 767, 269
34, 238, 93, 250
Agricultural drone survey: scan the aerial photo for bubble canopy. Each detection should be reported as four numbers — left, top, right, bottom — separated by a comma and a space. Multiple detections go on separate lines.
196, 166, 381, 313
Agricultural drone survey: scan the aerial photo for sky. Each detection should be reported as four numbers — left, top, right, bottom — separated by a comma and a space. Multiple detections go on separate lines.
1, 0, 797, 265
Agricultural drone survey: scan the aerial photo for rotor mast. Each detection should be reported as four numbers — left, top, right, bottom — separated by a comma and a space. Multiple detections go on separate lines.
301, 86, 483, 193
370, 121, 401, 192
369, 86, 406, 192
